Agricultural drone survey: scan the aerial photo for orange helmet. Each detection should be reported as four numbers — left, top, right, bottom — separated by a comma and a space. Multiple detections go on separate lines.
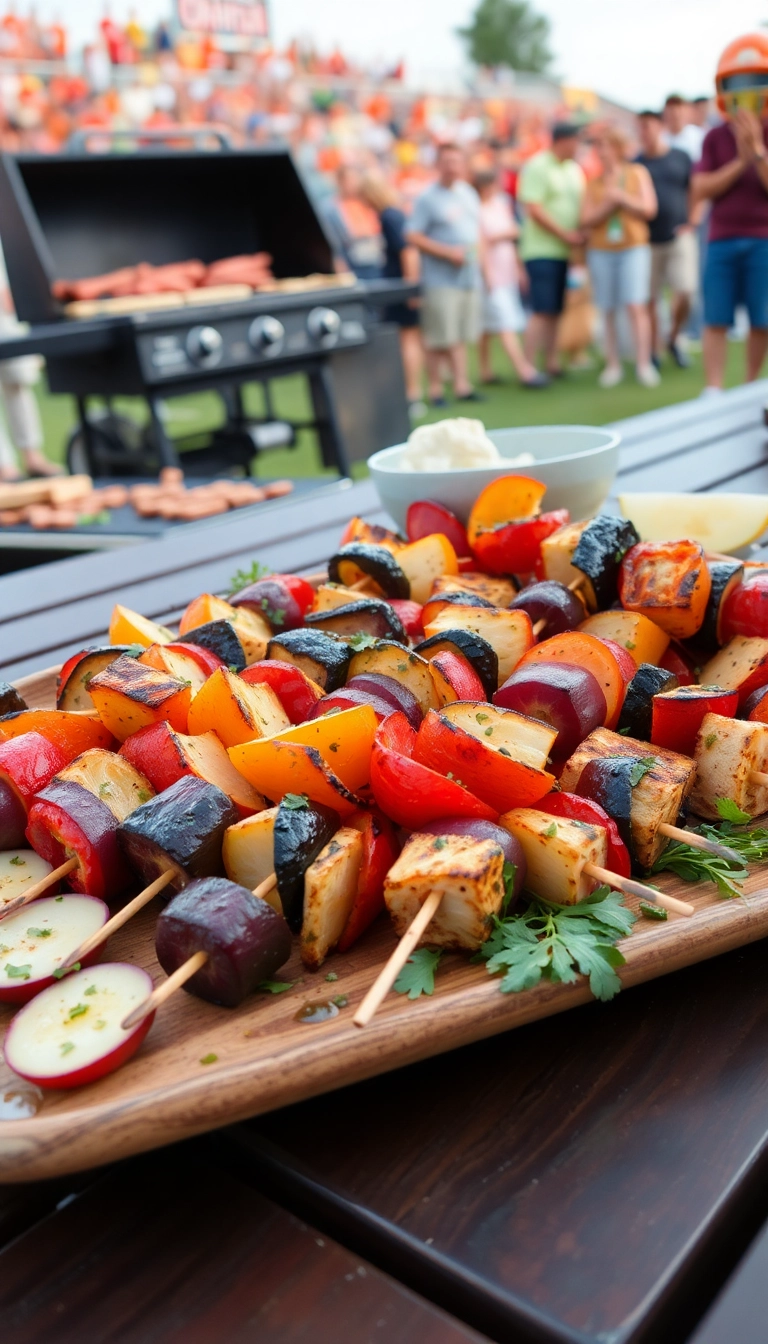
716, 33, 768, 117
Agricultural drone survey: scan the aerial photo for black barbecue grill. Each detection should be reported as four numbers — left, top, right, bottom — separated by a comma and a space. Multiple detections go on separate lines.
0, 143, 413, 477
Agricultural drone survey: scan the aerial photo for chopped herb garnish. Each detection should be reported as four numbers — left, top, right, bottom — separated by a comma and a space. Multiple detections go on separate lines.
476, 886, 636, 1002
397, 662, 408, 673
229, 559, 271, 593
137, 790, 152, 803
618, 726, 632, 734
325, 971, 338, 982
331, 995, 349, 1008
98, 782, 111, 798
200, 1052, 218, 1065
328, 742, 339, 752
258, 979, 295, 993
484, 726, 494, 737
60, 1041, 75, 1056
55, 896, 63, 902
394, 947, 443, 1000
544, 822, 558, 838
629, 756, 656, 787
625, 640, 636, 651
432, 836, 448, 850
639, 902, 668, 921
53, 961, 80, 979
84, 984, 97, 996
26, 927, 52, 939
349, 632, 378, 651
228, 664, 240, 674
716, 797, 752, 824
94, 1019, 106, 1030
282, 793, 309, 811
9, 856, 24, 867
67, 1003, 88, 1020
704, 732, 718, 750
498, 746, 512, 758
4, 962, 31, 980
76, 510, 111, 527
476, 712, 489, 723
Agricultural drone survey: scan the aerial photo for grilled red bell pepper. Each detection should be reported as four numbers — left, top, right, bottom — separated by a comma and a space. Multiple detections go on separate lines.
370, 712, 497, 828
414, 709, 554, 812
0, 731, 99, 848
337, 809, 400, 951
389, 599, 424, 639
429, 649, 486, 704
651, 684, 739, 756
660, 642, 696, 687
26, 780, 131, 900
471, 509, 569, 576
536, 792, 631, 878
239, 659, 323, 723
406, 500, 469, 559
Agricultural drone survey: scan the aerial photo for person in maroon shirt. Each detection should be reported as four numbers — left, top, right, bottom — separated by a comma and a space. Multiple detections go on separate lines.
693, 107, 768, 390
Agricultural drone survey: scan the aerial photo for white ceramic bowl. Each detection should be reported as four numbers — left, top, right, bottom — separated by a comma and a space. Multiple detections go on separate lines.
368, 425, 621, 532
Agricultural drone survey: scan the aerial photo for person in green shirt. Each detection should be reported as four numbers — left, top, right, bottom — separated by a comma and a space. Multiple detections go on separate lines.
518, 123, 587, 376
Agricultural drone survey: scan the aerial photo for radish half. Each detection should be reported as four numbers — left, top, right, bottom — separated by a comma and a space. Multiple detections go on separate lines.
0, 850, 54, 913
0, 895, 109, 1004
5, 963, 155, 1089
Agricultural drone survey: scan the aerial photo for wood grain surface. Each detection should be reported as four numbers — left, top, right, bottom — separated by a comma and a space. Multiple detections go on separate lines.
4, 666, 768, 1186
0, 1149, 488, 1344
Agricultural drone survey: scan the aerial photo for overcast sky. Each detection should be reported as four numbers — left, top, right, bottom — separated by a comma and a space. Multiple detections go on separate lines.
45, 0, 768, 109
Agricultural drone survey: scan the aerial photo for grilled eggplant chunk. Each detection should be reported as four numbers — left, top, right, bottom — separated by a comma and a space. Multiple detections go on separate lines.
499, 809, 607, 905
347, 641, 440, 713
560, 726, 696, 869
617, 663, 679, 741
117, 775, 238, 895
305, 599, 406, 643
698, 560, 744, 653
301, 826, 363, 968
384, 832, 505, 950
422, 604, 533, 685
273, 797, 340, 932
327, 543, 410, 599
181, 620, 247, 672
0, 682, 27, 716
416, 629, 499, 702
575, 757, 636, 862
571, 514, 640, 611
691, 712, 768, 820
267, 629, 351, 691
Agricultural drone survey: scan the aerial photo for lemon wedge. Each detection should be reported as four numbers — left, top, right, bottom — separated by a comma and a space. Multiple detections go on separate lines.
618, 493, 768, 554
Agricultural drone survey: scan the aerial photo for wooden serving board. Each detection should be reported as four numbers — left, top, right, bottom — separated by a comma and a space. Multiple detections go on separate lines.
3, 666, 768, 1183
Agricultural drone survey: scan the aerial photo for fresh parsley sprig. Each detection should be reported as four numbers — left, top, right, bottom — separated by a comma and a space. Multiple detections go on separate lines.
476, 886, 637, 1003
648, 799, 768, 900
229, 559, 271, 593
394, 947, 443, 999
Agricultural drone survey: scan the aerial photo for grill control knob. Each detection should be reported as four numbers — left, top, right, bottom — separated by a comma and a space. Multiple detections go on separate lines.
186, 324, 223, 367
307, 306, 341, 346
249, 315, 285, 355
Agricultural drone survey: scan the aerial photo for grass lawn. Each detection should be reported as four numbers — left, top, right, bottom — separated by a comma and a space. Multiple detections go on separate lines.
30, 339, 749, 480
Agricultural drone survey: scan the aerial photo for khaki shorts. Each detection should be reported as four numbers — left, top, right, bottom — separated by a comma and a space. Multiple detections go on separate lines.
650, 230, 699, 298
421, 287, 482, 349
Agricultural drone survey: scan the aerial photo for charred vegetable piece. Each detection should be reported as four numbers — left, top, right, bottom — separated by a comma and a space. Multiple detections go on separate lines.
267, 628, 352, 692
536, 792, 631, 879
56, 748, 155, 821
180, 620, 247, 672
415, 703, 556, 813
156, 877, 292, 1008
304, 599, 406, 643
187, 667, 290, 748
273, 796, 340, 932
721, 570, 768, 642
312, 582, 376, 612
422, 604, 534, 685
416, 629, 498, 703
698, 560, 744, 652
560, 727, 696, 869
0, 732, 73, 849
0, 682, 27, 716
406, 499, 469, 557
0, 709, 113, 755
421, 590, 495, 628
395, 534, 459, 605
301, 827, 364, 968
240, 660, 323, 725
419, 817, 526, 907
138, 644, 209, 695
493, 661, 607, 761
119, 721, 263, 817
229, 577, 304, 632
691, 713, 768, 821
337, 810, 400, 950
431, 572, 519, 605
427, 649, 487, 706
509, 581, 584, 639
499, 808, 608, 905
619, 540, 712, 640
471, 509, 570, 577
617, 663, 678, 741
571, 514, 640, 611
578, 609, 669, 668
88, 655, 191, 741
700, 636, 768, 709
384, 832, 505, 949
345, 673, 423, 729
347, 641, 440, 714
339, 516, 404, 551
651, 684, 739, 756
574, 757, 637, 862
117, 775, 239, 895
539, 520, 593, 603
0, 777, 27, 850
26, 780, 132, 900
309, 686, 395, 721
328, 543, 410, 599
57, 646, 139, 711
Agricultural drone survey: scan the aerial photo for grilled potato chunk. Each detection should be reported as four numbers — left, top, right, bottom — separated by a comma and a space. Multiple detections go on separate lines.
301, 827, 363, 968
430, 573, 517, 608
423, 605, 534, 685
499, 809, 607, 904
312, 583, 376, 612
540, 520, 596, 609
223, 807, 281, 911
384, 833, 505, 950
691, 713, 768, 820
559, 726, 696, 868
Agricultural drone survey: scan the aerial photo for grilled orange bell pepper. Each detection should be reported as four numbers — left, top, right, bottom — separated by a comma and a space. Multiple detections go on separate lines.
467, 474, 546, 548
619, 540, 711, 640
0, 709, 114, 754
228, 738, 363, 816
229, 703, 378, 792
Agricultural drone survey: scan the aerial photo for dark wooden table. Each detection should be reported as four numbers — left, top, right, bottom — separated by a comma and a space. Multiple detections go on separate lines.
3, 380, 768, 1343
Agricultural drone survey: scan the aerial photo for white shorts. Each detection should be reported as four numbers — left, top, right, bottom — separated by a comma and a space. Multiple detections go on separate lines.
481, 284, 526, 334
587, 245, 652, 311
650, 231, 699, 298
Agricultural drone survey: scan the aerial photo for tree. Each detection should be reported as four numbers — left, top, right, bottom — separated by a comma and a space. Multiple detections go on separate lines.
458, 0, 553, 73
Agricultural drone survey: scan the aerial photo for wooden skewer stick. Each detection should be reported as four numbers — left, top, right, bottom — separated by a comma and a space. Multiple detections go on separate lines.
568, 575, 585, 593
121, 950, 209, 1030
354, 888, 442, 1028
585, 862, 695, 916
61, 868, 176, 970
533, 617, 546, 638
253, 872, 278, 902
0, 855, 78, 922
657, 822, 743, 866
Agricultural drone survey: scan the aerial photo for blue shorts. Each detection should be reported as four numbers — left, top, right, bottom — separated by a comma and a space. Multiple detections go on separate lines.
703, 236, 768, 329
524, 258, 568, 316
